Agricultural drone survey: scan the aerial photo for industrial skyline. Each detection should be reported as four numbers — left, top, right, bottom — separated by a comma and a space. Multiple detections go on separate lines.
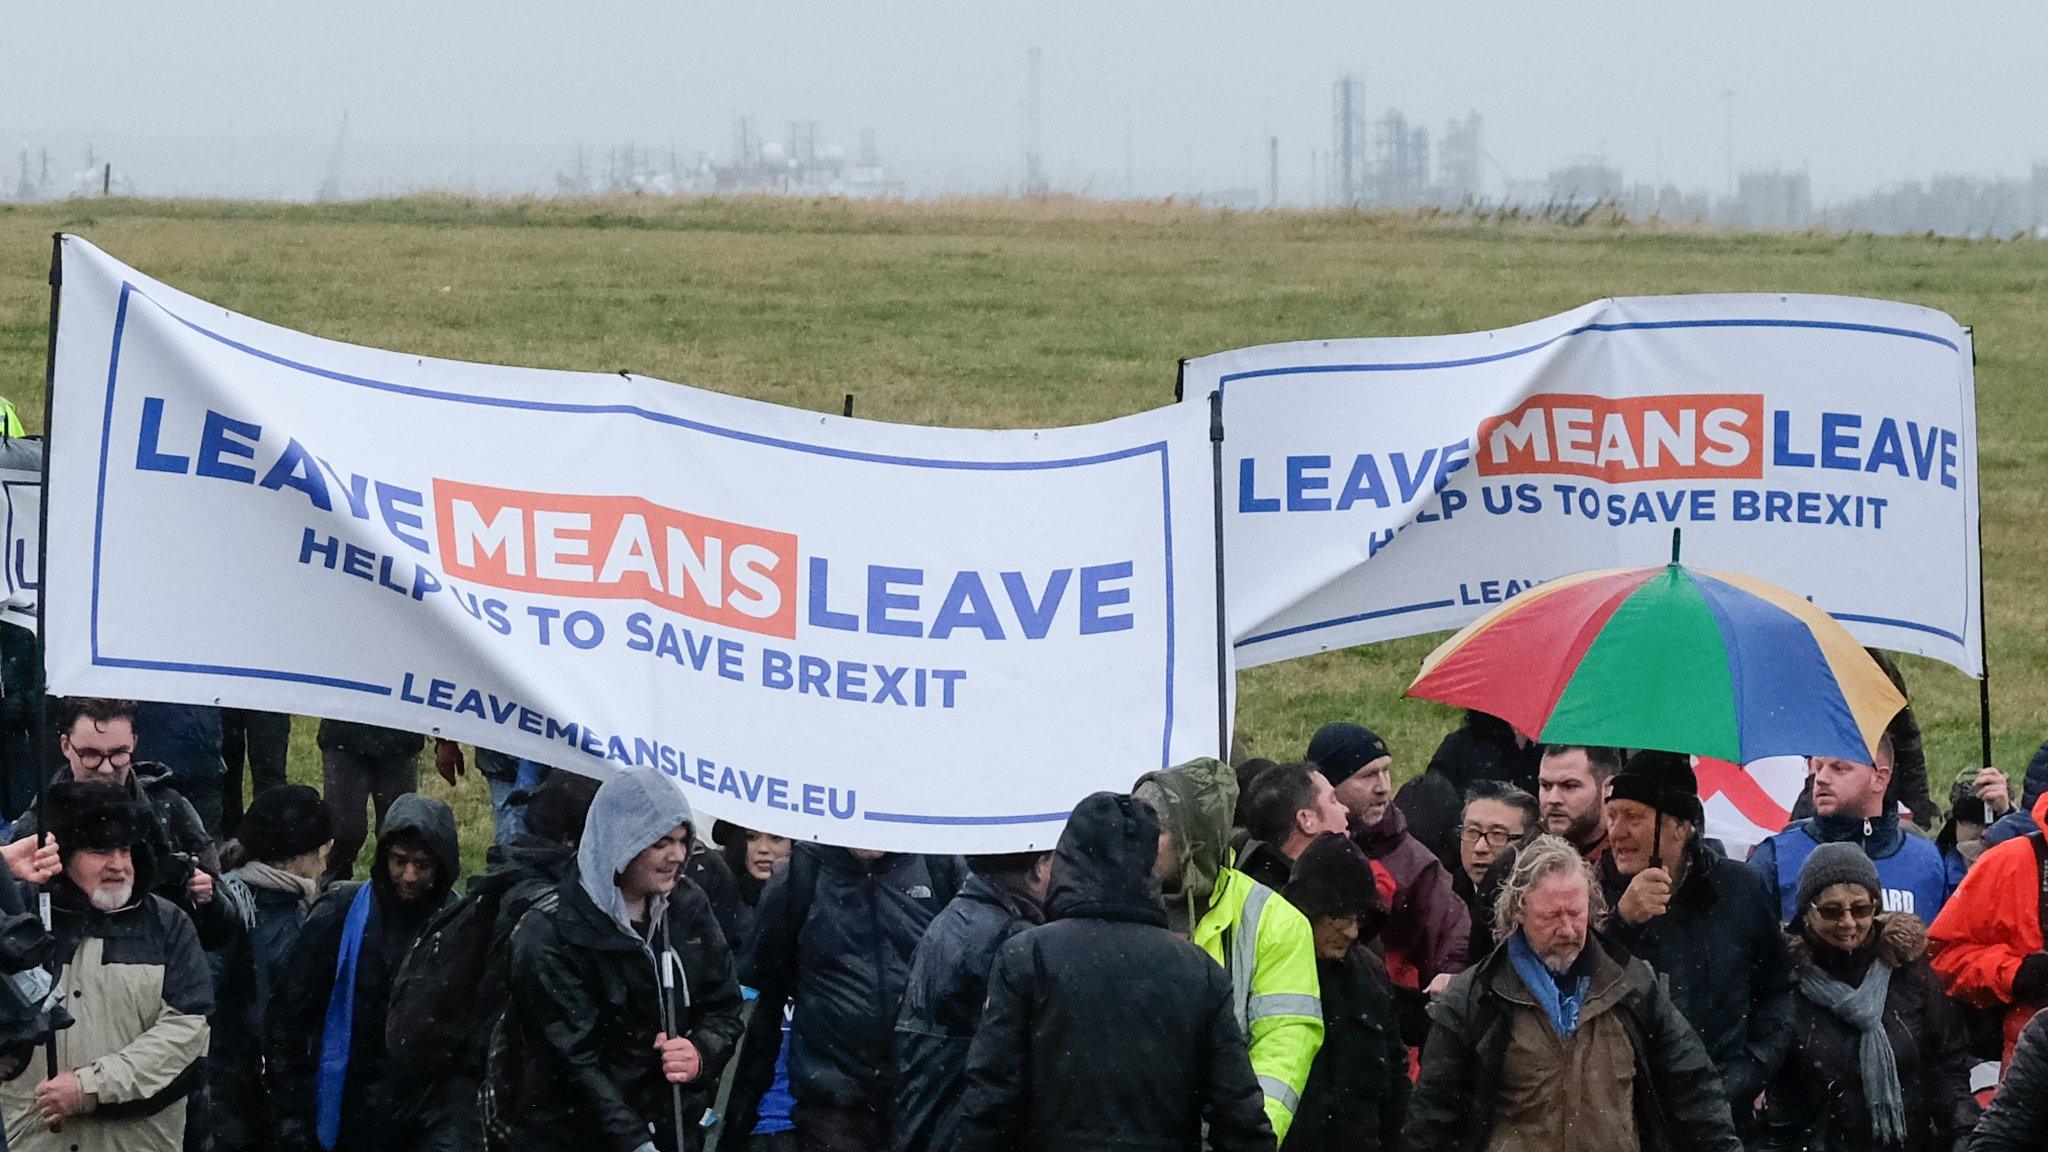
10, 2, 2048, 235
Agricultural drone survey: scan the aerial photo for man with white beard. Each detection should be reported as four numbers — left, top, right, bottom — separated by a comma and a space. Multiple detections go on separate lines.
0, 780, 212, 1152
1403, 835, 1739, 1152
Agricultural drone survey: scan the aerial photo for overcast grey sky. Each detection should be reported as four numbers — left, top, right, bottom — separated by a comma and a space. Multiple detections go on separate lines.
8, 2, 2046, 203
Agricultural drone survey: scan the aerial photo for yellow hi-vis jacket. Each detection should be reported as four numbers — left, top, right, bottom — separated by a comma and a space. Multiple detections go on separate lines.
1192, 866, 1324, 1142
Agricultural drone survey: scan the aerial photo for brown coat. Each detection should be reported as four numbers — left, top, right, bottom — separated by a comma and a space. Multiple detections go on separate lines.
1483, 946, 1642, 1152
1404, 933, 1742, 1152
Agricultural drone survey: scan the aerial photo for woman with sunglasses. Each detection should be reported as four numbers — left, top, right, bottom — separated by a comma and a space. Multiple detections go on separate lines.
1757, 842, 1980, 1152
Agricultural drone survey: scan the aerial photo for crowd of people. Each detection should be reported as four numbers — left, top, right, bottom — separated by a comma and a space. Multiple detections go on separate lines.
0, 687, 2043, 1152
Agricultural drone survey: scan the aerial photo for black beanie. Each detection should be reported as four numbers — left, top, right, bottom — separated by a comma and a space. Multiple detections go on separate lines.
237, 785, 333, 864
522, 770, 601, 845
42, 779, 147, 856
1607, 749, 1705, 826
1282, 832, 1385, 928
1306, 722, 1391, 786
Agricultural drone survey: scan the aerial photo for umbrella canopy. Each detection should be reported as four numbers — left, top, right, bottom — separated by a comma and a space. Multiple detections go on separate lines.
1406, 563, 1907, 764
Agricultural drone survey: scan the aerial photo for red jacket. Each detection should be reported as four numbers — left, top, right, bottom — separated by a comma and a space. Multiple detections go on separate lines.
1928, 791, 2048, 1066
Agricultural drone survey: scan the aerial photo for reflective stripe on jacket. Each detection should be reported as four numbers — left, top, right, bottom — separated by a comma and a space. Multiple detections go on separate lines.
1193, 866, 1324, 1141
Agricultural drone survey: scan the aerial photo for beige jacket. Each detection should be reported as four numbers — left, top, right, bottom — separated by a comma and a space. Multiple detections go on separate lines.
0, 892, 212, 1152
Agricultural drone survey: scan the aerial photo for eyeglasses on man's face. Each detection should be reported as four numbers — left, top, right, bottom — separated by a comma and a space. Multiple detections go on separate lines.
67, 744, 134, 770
1459, 825, 1514, 849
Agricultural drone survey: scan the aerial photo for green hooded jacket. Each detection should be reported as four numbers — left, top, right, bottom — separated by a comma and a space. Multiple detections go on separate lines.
1136, 758, 1324, 1141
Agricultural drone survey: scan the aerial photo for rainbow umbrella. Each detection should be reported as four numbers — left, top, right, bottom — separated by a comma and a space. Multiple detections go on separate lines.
1406, 552, 1906, 764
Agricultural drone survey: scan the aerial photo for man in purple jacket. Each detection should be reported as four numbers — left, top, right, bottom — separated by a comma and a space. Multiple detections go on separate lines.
1308, 723, 1470, 1022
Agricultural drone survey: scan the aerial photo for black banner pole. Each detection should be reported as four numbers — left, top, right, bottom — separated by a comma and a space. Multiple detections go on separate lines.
35, 233, 60, 1092
1968, 327, 1992, 770
1208, 386, 1230, 759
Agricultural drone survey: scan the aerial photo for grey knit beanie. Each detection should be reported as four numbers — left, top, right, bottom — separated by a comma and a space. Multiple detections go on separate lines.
1794, 841, 1882, 913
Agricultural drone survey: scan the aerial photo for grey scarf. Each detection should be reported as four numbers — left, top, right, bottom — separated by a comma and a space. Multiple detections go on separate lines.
228, 859, 321, 905
1797, 958, 1905, 1147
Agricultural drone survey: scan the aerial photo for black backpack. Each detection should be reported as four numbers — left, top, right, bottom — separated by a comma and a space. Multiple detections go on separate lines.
479, 890, 559, 1152
385, 877, 514, 1088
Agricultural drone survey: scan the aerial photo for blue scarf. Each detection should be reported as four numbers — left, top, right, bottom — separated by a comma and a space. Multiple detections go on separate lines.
316, 884, 375, 1150
1507, 930, 1590, 1039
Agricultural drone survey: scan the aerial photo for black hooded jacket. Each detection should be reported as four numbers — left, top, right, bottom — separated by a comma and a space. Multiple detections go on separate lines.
891, 872, 1046, 1152
1757, 916, 1977, 1152
1396, 712, 1542, 874
736, 847, 961, 1115
382, 829, 585, 1137
266, 794, 460, 1152
495, 864, 745, 1152
492, 770, 744, 1152
950, 793, 1275, 1152
477, 834, 580, 1015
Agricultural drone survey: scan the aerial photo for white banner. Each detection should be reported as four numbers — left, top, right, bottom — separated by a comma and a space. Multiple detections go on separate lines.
0, 439, 39, 632
1188, 295, 1981, 676
45, 237, 1224, 852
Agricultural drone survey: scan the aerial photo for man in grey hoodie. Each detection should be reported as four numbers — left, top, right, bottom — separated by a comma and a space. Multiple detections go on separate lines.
494, 770, 745, 1152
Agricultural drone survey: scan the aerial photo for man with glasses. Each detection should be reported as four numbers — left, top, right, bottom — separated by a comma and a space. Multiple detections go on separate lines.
1455, 782, 1536, 891
1451, 781, 1536, 939
11, 698, 231, 935
1464, 746, 1622, 959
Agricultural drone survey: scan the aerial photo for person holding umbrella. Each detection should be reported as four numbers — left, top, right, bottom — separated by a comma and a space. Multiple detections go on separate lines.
1401, 545, 1898, 1138
1602, 751, 1797, 1135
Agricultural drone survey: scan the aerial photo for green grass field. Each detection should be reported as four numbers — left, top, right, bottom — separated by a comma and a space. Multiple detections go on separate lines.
3, 194, 2043, 877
